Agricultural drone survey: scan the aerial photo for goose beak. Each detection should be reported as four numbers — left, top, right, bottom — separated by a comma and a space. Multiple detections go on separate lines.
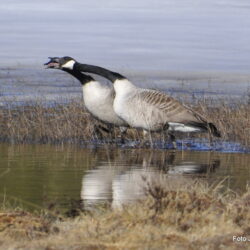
44, 57, 60, 69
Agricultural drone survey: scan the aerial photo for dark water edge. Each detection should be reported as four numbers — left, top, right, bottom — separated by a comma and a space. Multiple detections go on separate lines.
84, 138, 250, 154
0, 137, 248, 154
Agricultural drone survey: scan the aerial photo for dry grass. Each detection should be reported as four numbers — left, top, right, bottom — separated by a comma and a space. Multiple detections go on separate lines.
193, 99, 250, 147
1, 180, 250, 249
0, 102, 94, 144
0, 99, 249, 147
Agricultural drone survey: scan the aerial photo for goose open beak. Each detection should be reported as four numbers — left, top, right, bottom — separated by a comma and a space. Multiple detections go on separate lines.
44, 57, 60, 69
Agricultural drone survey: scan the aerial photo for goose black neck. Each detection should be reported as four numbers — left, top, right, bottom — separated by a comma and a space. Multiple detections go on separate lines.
62, 68, 94, 85
74, 62, 126, 83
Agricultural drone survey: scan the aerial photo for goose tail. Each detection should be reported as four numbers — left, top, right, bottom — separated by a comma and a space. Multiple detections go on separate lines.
208, 122, 221, 137
186, 120, 221, 137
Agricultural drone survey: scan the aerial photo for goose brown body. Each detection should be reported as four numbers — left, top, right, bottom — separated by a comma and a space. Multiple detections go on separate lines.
113, 79, 220, 137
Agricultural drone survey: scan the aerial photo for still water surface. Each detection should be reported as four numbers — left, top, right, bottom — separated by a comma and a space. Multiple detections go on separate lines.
0, 143, 249, 211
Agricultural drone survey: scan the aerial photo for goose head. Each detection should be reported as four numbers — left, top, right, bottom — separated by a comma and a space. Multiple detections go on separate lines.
44, 56, 76, 70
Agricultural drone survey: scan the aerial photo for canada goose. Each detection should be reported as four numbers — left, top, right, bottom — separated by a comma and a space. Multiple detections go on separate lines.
44, 57, 128, 139
56, 57, 221, 147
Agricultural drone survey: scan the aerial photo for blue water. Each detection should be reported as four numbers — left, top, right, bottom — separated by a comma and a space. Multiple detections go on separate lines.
79, 138, 249, 154
175, 140, 249, 153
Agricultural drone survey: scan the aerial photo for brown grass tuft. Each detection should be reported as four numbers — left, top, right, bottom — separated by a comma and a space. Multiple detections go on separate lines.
1, 181, 250, 249
0, 99, 249, 147
193, 99, 250, 146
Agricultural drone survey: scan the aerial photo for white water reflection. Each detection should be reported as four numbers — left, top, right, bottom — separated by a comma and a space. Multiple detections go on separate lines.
0, 144, 249, 211
81, 150, 220, 208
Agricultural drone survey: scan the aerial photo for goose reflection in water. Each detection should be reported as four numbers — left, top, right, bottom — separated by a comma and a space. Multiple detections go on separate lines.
81, 150, 220, 209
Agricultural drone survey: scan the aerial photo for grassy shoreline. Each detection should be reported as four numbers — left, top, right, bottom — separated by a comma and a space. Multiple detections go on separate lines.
0, 98, 249, 249
1, 180, 250, 249
0, 99, 249, 148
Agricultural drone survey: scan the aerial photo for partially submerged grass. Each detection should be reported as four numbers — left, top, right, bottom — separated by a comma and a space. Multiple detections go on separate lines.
1, 180, 250, 249
0, 98, 249, 147
0, 101, 94, 144
0, 100, 250, 146
193, 99, 250, 147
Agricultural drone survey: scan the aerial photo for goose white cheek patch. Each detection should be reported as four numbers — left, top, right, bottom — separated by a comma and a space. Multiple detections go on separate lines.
62, 60, 75, 70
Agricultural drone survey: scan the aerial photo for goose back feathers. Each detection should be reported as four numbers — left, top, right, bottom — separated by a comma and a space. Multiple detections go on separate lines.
113, 80, 220, 136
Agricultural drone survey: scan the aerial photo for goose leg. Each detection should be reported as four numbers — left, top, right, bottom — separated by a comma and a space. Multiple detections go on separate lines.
167, 131, 177, 149
138, 130, 151, 148
119, 126, 127, 144
208, 131, 214, 150
93, 124, 112, 141
161, 132, 166, 149
163, 123, 176, 149
169, 133, 177, 149
168, 132, 177, 150
93, 124, 105, 139
143, 130, 148, 139
142, 130, 149, 147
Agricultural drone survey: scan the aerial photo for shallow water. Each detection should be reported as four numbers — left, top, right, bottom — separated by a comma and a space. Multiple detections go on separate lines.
0, 144, 249, 211
0, 68, 249, 107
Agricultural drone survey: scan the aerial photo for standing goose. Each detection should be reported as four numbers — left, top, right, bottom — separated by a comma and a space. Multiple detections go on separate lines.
56, 57, 221, 146
44, 57, 128, 139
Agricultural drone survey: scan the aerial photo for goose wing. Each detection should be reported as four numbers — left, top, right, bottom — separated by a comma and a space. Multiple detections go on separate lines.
137, 89, 220, 137
137, 89, 208, 124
